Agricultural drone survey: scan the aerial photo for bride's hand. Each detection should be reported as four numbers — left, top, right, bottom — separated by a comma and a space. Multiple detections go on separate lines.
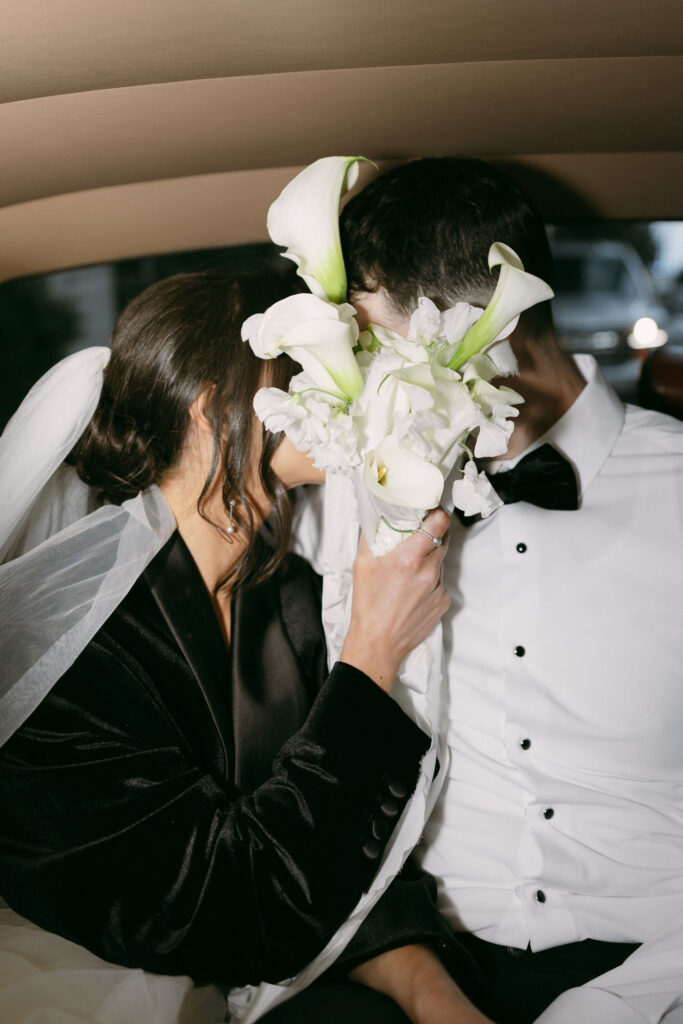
340, 508, 450, 692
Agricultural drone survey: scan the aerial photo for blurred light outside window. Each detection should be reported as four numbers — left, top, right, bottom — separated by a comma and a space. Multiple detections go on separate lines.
0, 225, 682, 429
547, 221, 682, 401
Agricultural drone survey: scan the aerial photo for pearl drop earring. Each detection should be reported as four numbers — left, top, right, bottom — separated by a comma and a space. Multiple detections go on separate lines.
226, 500, 236, 535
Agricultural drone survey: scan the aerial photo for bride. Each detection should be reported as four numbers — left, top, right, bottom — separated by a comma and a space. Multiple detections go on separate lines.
0, 268, 450, 1022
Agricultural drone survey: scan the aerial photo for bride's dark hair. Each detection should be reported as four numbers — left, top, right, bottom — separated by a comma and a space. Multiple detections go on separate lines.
70, 269, 300, 592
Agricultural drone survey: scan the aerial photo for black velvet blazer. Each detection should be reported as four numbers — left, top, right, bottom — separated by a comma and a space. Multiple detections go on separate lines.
0, 533, 448, 988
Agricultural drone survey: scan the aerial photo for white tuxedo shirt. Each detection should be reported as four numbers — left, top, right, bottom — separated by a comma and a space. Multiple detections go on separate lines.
417, 355, 683, 1023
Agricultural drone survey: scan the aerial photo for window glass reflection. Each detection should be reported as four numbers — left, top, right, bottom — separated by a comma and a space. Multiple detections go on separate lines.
1, 225, 681, 428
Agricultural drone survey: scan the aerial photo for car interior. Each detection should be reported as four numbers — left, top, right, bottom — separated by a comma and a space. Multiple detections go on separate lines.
0, 8, 682, 1023
1, 0, 682, 423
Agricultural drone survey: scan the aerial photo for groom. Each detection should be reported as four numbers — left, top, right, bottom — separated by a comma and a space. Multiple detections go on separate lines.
270, 159, 683, 1023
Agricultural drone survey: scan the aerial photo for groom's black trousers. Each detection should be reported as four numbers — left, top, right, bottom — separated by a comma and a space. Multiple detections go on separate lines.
260, 933, 639, 1023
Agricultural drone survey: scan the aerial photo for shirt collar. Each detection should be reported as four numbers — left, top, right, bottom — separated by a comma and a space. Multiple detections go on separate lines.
486, 354, 625, 500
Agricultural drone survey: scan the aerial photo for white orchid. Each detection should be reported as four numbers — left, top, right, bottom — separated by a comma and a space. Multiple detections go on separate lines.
467, 377, 524, 416
472, 403, 521, 458
464, 376, 524, 457
253, 386, 308, 438
352, 346, 427, 455
447, 242, 554, 371
266, 156, 365, 304
451, 460, 503, 518
290, 380, 360, 471
408, 296, 482, 352
254, 377, 360, 472
386, 360, 475, 472
365, 322, 429, 364
407, 297, 443, 346
242, 293, 363, 402
441, 301, 483, 346
362, 435, 444, 511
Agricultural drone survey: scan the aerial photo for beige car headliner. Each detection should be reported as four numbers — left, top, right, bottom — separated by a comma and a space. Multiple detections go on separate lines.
1, 0, 682, 282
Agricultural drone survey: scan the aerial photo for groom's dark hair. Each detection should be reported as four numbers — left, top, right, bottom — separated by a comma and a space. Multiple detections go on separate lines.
340, 157, 554, 334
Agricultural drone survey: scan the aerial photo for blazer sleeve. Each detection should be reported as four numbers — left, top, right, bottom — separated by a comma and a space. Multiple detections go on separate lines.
0, 650, 429, 988
331, 858, 456, 974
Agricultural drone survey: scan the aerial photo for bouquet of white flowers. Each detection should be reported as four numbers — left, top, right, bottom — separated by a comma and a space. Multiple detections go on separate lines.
242, 156, 553, 552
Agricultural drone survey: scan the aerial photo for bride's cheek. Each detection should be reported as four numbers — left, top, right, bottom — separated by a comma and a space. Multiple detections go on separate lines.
271, 438, 325, 488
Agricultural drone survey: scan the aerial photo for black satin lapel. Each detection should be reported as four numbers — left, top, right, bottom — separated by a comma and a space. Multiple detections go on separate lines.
230, 574, 311, 794
143, 533, 234, 779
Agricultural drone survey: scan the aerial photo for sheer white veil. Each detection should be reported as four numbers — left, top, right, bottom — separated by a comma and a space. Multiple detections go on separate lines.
0, 348, 175, 745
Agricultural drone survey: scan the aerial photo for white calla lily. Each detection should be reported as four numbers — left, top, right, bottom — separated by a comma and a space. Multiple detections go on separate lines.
484, 338, 519, 375
362, 436, 444, 510
441, 302, 483, 345
267, 156, 365, 303
489, 241, 524, 271
243, 293, 363, 401
283, 320, 363, 401
447, 244, 554, 371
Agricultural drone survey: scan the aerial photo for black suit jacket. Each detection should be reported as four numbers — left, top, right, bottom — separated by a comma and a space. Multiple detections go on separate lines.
0, 533, 449, 988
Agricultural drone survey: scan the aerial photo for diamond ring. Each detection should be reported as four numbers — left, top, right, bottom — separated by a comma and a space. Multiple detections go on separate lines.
415, 527, 443, 547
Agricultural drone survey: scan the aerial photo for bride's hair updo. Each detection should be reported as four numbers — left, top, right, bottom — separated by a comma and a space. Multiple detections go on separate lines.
70, 269, 299, 591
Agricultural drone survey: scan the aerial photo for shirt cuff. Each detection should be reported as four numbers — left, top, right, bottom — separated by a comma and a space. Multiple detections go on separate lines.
535, 987, 650, 1024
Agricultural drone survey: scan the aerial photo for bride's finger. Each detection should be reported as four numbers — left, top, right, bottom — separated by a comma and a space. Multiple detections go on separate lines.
405, 508, 451, 557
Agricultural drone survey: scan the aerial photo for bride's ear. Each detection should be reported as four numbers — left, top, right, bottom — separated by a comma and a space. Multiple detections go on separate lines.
188, 385, 216, 437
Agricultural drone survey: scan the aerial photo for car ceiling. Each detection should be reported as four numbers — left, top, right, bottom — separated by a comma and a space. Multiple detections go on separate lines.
1, 0, 682, 282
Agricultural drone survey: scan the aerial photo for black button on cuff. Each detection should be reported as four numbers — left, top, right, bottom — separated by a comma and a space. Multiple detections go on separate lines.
387, 778, 408, 799
371, 817, 392, 841
516, 542, 527, 553
380, 796, 400, 818
535, 889, 546, 903
514, 645, 526, 657
543, 808, 555, 820
520, 738, 532, 750
362, 838, 382, 860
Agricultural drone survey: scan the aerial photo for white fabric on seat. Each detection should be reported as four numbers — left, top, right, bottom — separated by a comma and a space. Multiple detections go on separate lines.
0, 900, 226, 1024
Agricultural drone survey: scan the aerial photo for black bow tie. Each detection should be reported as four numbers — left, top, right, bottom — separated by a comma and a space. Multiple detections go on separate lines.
456, 443, 579, 526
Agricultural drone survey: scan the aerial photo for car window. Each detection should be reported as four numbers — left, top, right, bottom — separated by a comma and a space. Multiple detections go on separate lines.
554, 255, 640, 300
546, 221, 682, 401
0, 242, 283, 430
1, 222, 681, 428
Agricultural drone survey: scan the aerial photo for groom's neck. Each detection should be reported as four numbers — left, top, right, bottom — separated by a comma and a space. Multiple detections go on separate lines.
498, 329, 586, 459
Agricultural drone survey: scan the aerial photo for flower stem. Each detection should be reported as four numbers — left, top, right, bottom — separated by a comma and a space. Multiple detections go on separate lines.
380, 516, 418, 534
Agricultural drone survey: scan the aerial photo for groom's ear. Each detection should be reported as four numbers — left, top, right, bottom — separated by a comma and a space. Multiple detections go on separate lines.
352, 288, 411, 335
